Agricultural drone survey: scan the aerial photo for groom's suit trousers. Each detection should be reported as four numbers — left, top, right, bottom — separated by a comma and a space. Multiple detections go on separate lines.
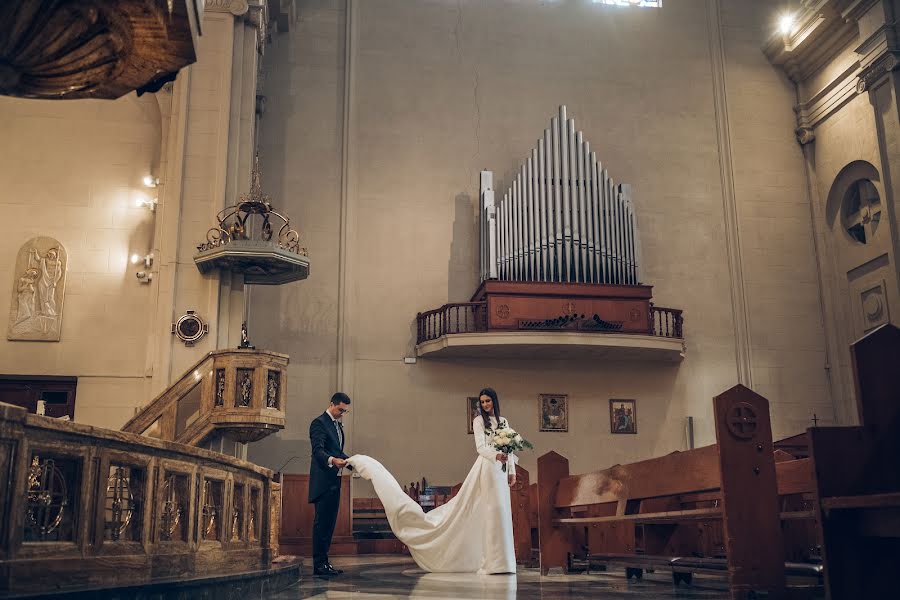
312, 482, 341, 567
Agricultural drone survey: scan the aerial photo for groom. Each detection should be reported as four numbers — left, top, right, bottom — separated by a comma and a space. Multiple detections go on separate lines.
308, 392, 352, 577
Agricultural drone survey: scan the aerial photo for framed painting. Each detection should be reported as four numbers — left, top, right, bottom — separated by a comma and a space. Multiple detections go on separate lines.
539, 394, 568, 432
610, 399, 637, 434
467, 396, 480, 434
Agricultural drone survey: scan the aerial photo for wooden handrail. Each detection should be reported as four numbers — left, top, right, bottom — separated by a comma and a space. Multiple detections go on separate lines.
416, 302, 487, 344
121, 348, 289, 446
415, 302, 685, 343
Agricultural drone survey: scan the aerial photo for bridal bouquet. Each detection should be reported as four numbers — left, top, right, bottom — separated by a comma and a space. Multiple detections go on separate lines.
490, 422, 534, 473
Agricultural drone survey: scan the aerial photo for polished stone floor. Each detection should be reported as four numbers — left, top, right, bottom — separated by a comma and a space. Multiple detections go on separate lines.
269, 556, 747, 599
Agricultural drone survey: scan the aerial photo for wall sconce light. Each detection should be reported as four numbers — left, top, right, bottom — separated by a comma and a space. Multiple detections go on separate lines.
143, 175, 160, 188
135, 195, 158, 212
131, 253, 154, 268
132, 253, 154, 283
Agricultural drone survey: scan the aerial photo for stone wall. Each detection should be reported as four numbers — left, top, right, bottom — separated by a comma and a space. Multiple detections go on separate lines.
249, 0, 830, 492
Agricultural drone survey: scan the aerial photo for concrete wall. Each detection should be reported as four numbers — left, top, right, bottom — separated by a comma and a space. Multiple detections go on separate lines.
250, 0, 830, 492
721, 0, 831, 434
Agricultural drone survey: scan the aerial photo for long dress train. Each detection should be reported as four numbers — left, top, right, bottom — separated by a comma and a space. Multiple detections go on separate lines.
348, 415, 517, 573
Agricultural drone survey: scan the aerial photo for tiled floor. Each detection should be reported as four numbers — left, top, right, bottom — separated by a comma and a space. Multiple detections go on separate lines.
269, 555, 745, 599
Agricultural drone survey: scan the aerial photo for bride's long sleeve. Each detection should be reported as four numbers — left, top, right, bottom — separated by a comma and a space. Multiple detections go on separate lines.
506, 419, 519, 472
472, 418, 498, 462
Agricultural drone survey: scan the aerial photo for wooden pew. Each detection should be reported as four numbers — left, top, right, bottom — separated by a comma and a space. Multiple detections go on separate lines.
809, 324, 900, 599
510, 465, 532, 564
353, 497, 407, 554
775, 453, 820, 564
538, 385, 789, 599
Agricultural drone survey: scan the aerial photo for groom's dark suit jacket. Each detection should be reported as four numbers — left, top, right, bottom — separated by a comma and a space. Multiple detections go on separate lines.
308, 412, 350, 503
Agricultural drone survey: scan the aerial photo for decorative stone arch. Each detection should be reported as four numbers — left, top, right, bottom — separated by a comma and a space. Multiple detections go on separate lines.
7, 237, 68, 342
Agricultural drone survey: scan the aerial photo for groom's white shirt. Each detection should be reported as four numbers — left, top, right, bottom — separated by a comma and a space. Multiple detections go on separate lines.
325, 410, 343, 469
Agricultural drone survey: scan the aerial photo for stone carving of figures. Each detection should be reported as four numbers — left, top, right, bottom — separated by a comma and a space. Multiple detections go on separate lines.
266, 377, 277, 408
215, 371, 226, 406
28, 247, 63, 334
239, 371, 253, 406
8, 238, 67, 341
15, 268, 39, 327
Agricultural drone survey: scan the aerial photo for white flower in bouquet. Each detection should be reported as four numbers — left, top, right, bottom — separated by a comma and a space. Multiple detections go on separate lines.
488, 420, 534, 472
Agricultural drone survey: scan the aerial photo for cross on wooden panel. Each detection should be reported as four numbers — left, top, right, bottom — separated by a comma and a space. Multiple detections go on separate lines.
843, 180, 881, 244
726, 403, 758, 439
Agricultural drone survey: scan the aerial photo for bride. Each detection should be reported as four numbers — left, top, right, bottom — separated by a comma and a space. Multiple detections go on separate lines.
348, 387, 519, 574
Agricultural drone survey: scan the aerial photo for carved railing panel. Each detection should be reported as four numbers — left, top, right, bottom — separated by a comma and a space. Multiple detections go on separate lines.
232, 483, 245, 542
159, 472, 189, 542
103, 464, 142, 542
24, 454, 77, 542
0, 402, 278, 595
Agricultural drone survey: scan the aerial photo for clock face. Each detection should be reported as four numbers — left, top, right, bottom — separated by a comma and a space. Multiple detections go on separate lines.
174, 313, 206, 344
179, 317, 201, 338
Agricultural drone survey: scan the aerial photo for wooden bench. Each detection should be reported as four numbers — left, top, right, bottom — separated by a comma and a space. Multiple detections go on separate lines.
807, 324, 900, 599
538, 385, 789, 598
352, 497, 407, 554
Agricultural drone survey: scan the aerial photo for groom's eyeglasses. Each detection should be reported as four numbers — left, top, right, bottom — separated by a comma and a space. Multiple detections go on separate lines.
338, 407, 350, 415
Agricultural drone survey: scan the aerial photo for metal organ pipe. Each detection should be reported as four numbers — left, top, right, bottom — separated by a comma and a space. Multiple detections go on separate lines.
480, 106, 641, 285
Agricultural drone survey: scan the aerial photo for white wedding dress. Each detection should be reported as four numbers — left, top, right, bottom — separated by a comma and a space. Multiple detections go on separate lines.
348, 415, 518, 574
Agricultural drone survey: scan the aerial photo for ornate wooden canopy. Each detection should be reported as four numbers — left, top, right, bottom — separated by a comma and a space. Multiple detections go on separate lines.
0, 0, 200, 100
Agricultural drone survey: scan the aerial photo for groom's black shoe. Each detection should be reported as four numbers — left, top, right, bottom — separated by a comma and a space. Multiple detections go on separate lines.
326, 563, 344, 575
313, 564, 337, 577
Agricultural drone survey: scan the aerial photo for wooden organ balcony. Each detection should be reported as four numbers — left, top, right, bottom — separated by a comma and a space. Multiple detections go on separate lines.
415, 107, 684, 361
121, 349, 289, 447
416, 282, 684, 361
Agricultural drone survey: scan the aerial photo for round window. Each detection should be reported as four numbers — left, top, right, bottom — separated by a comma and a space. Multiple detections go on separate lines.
841, 179, 881, 244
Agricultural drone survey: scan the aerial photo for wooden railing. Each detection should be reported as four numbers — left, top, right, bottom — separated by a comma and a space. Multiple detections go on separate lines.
416, 302, 487, 344
415, 302, 684, 344
121, 349, 289, 446
649, 304, 684, 339
0, 401, 281, 596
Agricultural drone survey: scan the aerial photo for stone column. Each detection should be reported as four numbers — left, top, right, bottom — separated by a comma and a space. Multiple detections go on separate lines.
147, 0, 269, 396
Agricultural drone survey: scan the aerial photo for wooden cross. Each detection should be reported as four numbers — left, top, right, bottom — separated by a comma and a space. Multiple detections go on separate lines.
812, 413, 819, 426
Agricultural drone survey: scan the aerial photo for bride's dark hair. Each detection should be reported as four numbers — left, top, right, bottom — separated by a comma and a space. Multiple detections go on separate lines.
478, 387, 502, 431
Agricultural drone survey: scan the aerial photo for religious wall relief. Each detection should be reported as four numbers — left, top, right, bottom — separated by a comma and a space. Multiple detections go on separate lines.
7, 237, 67, 341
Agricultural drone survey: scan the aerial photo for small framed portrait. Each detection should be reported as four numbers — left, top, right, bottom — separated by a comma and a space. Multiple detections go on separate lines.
467, 397, 480, 434
610, 399, 637, 434
539, 394, 568, 432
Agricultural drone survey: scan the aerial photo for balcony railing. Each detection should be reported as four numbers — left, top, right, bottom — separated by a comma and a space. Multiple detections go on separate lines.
416, 302, 683, 345
0, 402, 282, 596
649, 304, 684, 339
416, 302, 488, 344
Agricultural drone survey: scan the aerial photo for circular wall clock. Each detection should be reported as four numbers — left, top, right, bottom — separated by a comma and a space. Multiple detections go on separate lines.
171, 310, 209, 346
